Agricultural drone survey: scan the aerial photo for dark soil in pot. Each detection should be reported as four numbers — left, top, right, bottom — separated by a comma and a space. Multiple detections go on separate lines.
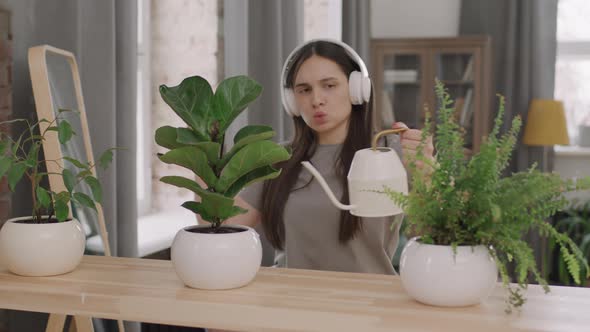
186, 225, 247, 234
13, 217, 71, 224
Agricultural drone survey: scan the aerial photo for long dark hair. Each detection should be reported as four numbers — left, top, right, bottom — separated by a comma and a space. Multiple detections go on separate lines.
261, 41, 374, 250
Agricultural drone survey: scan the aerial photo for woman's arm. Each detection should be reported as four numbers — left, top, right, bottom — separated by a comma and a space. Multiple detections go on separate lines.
221, 195, 262, 228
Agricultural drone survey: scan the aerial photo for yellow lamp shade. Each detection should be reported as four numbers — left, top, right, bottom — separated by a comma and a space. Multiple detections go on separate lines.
523, 99, 569, 146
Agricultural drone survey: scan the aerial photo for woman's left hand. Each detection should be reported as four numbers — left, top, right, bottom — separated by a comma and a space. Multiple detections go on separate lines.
392, 122, 435, 171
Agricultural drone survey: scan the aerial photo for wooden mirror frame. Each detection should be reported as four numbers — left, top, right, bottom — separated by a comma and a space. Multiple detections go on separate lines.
28, 45, 111, 257
28, 45, 125, 332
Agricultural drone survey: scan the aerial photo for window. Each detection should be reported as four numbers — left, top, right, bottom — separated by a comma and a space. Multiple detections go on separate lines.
555, 0, 590, 145
304, 0, 342, 41
134, 0, 218, 257
137, 0, 151, 216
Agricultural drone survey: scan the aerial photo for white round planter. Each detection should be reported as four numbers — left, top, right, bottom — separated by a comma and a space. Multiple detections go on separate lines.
0, 216, 85, 276
399, 237, 498, 307
171, 224, 262, 290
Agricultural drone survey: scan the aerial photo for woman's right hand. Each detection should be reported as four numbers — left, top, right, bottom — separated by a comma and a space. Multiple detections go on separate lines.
392, 122, 435, 173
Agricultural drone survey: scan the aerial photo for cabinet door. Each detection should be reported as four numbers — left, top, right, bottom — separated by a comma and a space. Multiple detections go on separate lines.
430, 50, 481, 154
374, 49, 427, 130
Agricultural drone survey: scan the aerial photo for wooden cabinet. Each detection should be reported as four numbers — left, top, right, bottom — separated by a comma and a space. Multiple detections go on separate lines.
371, 36, 491, 153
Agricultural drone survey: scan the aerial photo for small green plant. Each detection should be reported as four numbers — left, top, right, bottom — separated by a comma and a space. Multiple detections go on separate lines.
0, 110, 114, 223
385, 80, 590, 313
155, 75, 291, 230
549, 199, 590, 286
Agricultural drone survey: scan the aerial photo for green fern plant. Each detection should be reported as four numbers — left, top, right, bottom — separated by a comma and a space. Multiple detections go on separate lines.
155, 75, 291, 230
549, 199, 590, 286
385, 79, 590, 313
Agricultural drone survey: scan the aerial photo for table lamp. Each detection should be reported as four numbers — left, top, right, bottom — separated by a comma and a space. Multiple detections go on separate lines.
522, 99, 569, 172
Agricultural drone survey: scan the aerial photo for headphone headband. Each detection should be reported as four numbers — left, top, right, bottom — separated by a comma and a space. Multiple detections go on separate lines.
281, 38, 369, 87
280, 39, 371, 117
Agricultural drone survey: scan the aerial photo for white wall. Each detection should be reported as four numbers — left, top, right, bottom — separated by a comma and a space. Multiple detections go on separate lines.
304, 0, 342, 41
371, 0, 461, 38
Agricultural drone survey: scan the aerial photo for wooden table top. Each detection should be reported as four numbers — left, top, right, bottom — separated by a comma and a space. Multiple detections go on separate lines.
1, 255, 589, 331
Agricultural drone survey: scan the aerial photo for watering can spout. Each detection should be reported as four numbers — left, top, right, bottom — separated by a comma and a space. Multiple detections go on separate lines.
301, 161, 356, 211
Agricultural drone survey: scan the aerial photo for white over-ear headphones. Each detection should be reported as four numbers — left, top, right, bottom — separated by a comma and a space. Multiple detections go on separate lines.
280, 38, 372, 117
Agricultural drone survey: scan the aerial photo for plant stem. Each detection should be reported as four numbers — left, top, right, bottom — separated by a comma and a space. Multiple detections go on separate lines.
25, 172, 40, 223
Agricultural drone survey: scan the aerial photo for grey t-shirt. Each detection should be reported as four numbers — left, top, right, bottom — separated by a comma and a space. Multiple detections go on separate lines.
241, 141, 404, 275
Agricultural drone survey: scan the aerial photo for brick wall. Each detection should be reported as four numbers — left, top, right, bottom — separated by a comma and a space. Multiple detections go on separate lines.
0, 9, 12, 226
150, 0, 218, 212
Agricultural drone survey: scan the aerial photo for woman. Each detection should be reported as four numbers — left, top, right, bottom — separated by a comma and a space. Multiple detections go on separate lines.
224, 39, 434, 275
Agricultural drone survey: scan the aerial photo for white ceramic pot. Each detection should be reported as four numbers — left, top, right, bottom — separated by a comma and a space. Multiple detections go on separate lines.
0, 216, 85, 276
399, 237, 498, 307
171, 224, 262, 289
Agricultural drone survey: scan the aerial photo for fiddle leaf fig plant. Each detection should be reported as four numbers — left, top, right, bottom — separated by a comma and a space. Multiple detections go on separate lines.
0, 110, 114, 223
155, 75, 291, 230
385, 79, 590, 313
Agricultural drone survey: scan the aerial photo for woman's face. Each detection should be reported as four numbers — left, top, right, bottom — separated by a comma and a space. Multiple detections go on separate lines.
292, 55, 352, 145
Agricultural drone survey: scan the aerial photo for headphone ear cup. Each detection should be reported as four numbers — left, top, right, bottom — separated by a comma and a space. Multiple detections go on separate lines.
348, 71, 362, 105
361, 76, 372, 103
283, 88, 299, 116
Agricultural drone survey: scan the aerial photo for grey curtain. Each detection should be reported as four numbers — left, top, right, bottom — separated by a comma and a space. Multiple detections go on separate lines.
459, 0, 558, 172
248, 0, 303, 143
342, 0, 371, 69
79, 0, 138, 260
224, 0, 303, 267
7, 0, 137, 330
9, 0, 137, 257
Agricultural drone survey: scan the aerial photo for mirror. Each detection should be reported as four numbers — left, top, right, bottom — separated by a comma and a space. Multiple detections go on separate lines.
28, 45, 110, 256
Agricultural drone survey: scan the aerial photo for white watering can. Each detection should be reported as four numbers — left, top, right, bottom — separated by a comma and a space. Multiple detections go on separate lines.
301, 129, 409, 218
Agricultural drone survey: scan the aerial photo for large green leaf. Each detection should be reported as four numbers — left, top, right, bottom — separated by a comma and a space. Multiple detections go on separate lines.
0, 157, 12, 180
155, 126, 190, 150
24, 142, 40, 168
64, 156, 87, 169
192, 142, 221, 163
57, 120, 74, 144
155, 127, 219, 161
73, 192, 97, 211
98, 149, 114, 169
234, 125, 274, 143
176, 127, 205, 145
36, 186, 51, 208
159, 76, 214, 140
215, 140, 290, 193
62, 169, 76, 192
160, 176, 239, 221
181, 201, 216, 222
0, 139, 8, 155
54, 199, 69, 222
7, 162, 27, 191
175, 128, 221, 161
54, 191, 70, 222
12, 132, 24, 155
213, 76, 263, 137
224, 166, 282, 198
218, 125, 276, 168
84, 176, 102, 203
181, 201, 247, 223
160, 175, 207, 196
159, 147, 217, 188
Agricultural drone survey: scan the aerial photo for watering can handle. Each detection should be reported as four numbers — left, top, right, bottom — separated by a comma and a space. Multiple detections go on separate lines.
372, 128, 408, 151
